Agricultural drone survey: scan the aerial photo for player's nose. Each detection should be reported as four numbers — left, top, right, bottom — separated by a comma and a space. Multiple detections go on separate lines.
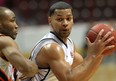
62, 20, 68, 27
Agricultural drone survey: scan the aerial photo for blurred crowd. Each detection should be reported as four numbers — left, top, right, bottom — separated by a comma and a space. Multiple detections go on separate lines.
1, 0, 116, 26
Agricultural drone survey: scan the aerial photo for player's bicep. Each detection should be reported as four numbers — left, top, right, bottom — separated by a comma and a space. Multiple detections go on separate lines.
0, 36, 38, 77
1, 46, 37, 76
43, 43, 71, 81
0, 36, 20, 61
50, 58, 71, 81
0, 36, 18, 59
1, 46, 27, 67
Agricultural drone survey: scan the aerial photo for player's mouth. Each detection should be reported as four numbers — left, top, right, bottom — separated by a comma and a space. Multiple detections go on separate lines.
62, 29, 69, 32
14, 32, 18, 35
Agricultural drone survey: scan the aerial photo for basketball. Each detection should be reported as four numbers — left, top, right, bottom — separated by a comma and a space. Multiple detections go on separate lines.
87, 23, 116, 55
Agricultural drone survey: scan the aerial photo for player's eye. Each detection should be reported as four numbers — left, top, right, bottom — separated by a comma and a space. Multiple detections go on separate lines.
66, 17, 71, 21
10, 18, 16, 22
57, 18, 63, 22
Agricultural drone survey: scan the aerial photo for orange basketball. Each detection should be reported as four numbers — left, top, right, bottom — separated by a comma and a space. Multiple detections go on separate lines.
87, 23, 116, 55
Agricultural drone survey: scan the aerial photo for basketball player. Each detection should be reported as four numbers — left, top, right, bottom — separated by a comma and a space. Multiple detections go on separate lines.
0, 7, 38, 81
21, 1, 115, 81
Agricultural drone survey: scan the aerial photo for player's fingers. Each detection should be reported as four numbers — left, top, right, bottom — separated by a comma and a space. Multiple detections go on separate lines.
95, 29, 104, 42
101, 31, 112, 42
103, 36, 114, 45
86, 37, 91, 45
104, 45, 115, 52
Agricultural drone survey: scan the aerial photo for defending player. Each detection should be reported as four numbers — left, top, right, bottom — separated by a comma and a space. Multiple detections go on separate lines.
0, 7, 38, 81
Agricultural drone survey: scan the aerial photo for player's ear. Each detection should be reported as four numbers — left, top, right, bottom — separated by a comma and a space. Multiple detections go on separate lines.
0, 22, 3, 29
0, 23, 2, 27
48, 17, 51, 25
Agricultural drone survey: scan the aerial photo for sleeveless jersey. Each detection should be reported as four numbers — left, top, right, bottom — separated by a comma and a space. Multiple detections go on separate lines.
0, 58, 14, 81
0, 34, 14, 81
21, 32, 74, 81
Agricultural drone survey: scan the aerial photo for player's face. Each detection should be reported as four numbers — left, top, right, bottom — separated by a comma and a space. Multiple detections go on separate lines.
49, 9, 73, 39
0, 10, 18, 39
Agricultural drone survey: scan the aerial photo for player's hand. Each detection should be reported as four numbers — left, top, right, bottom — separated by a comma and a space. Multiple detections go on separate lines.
86, 29, 114, 57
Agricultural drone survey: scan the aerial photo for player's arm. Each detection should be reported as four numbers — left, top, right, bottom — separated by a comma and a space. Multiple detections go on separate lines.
0, 36, 38, 77
38, 30, 115, 81
40, 43, 101, 81
71, 42, 104, 80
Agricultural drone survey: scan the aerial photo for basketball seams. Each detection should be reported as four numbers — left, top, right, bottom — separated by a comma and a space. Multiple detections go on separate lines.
90, 29, 98, 35
90, 29, 116, 43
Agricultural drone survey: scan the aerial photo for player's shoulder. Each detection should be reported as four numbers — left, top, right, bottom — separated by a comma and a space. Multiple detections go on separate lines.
41, 43, 64, 57
43, 43, 61, 51
0, 35, 16, 47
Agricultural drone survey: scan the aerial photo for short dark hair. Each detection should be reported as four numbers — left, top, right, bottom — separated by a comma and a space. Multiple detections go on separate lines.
48, 1, 72, 17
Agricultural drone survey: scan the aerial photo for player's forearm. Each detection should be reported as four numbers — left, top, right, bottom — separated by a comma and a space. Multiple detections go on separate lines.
82, 55, 103, 81
23, 60, 38, 77
68, 55, 103, 81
